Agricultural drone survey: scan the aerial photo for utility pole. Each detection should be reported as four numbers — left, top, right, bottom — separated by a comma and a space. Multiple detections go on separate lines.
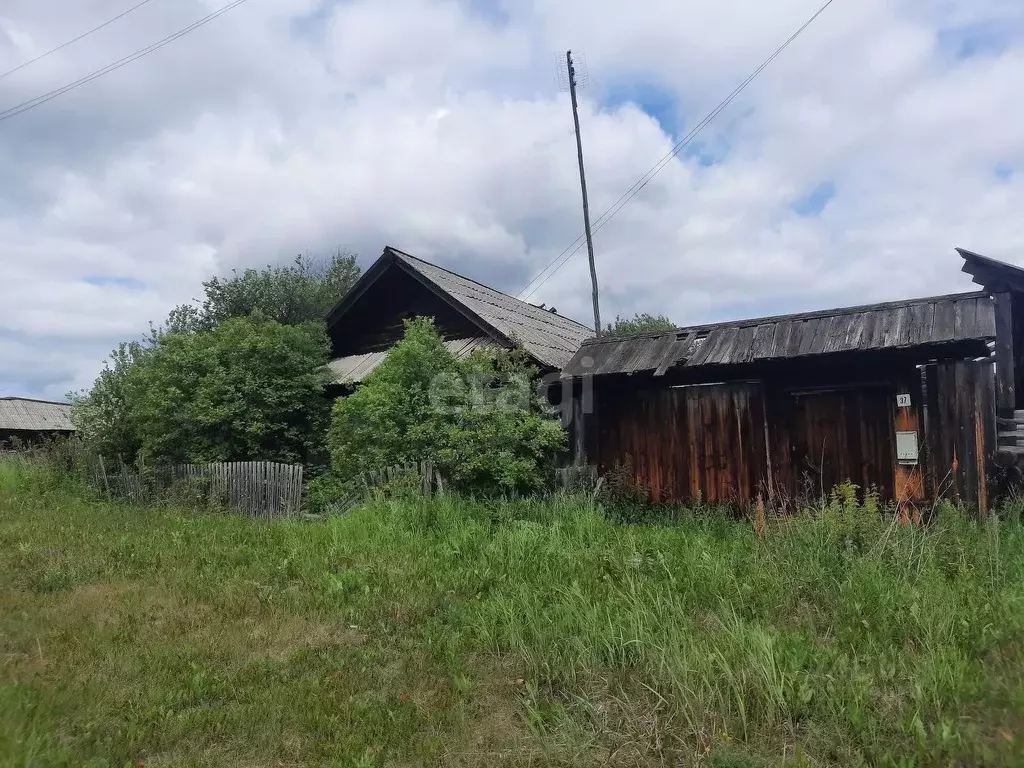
562, 50, 602, 337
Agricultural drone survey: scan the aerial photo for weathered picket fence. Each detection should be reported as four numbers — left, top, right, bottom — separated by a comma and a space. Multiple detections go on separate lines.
363, 460, 444, 495
90, 456, 304, 518
322, 460, 446, 514
163, 461, 304, 518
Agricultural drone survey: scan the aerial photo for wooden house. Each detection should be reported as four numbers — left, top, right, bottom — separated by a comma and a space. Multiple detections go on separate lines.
326, 246, 592, 387
0, 397, 76, 445
562, 249, 1024, 515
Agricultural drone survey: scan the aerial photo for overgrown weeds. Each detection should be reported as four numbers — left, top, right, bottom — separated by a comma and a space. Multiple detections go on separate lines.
2, 460, 1023, 766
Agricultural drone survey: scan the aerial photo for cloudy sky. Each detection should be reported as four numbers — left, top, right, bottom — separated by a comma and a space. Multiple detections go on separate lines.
1, 0, 1023, 399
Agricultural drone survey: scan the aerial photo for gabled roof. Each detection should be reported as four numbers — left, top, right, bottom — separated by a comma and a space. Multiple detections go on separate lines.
562, 291, 994, 379
327, 246, 592, 369
0, 397, 76, 432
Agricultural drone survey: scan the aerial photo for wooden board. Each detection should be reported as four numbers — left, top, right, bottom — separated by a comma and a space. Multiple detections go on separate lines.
925, 359, 995, 515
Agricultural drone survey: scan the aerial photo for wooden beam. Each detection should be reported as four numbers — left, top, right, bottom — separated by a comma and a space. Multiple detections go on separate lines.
994, 292, 1015, 418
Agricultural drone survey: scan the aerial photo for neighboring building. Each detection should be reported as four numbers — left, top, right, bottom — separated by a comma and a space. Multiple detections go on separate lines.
562, 248, 1024, 516
0, 397, 76, 445
325, 246, 592, 386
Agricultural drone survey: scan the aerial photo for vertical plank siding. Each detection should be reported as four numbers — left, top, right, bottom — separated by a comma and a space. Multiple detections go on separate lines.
588, 360, 995, 513
925, 359, 995, 515
593, 382, 767, 506
772, 387, 895, 505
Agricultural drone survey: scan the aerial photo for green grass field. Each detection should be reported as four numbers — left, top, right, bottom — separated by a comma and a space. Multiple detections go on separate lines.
2, 460, 1024, 767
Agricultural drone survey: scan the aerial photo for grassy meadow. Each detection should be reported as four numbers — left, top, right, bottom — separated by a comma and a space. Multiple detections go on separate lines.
2, 460, 1024, 767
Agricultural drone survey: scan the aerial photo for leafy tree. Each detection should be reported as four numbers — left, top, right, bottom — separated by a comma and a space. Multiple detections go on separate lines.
195, 250, 360, 328
131, 317, 332, 464
604, 312, 676, 338
323, 318, 564, 496
72, 249, 359, 462
70, 342, 147, 462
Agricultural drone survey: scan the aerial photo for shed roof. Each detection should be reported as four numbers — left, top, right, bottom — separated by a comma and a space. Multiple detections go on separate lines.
562, 291, 995, 379
327, 247, 592, 370
0, 398, 76, 432
329, 337, 497, 384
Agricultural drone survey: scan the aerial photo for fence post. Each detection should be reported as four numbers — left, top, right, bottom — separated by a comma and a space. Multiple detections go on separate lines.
97, 454, 111, 501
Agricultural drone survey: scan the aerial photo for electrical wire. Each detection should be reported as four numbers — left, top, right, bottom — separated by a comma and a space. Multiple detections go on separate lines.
0, 0, 161, 80
0, 0, 255, 122
517, 0, 837, 302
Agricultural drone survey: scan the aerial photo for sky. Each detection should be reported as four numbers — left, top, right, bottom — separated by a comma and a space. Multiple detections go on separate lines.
1, 0, 1023, 400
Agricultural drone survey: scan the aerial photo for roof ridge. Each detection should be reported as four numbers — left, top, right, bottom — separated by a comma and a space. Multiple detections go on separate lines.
581, 290, 991, 346
388, 247, 593, 333
0, 396, 72, 405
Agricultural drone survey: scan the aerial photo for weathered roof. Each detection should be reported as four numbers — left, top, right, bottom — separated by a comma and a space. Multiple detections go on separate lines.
329, 337, 497, 384
394, 250, 592, 368
959, 248, 1024, 293
0, 397, 76, 432
327, 247, 592, 370
562, 291, 995, 378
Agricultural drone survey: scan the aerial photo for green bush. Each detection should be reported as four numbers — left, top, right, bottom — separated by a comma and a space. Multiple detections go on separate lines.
324, 318, 564, 498
70, 251, 360, 465
131, 317, 332, 465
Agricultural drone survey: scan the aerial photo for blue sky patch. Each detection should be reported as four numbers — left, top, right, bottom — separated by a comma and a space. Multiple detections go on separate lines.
290, 0, 337, 40
683, 138, 730, 168
604, 79, 680, 138
792, 182, 836, 217
995, 162, 1014, 182
82, 275, 146, 290
464, 0, 509, 26
937, 23, 1011, 59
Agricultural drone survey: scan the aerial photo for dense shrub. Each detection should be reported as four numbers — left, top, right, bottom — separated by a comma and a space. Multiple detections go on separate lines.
321, 318, 564, 499
130, 317, 332, 464
71, 251, 359, 464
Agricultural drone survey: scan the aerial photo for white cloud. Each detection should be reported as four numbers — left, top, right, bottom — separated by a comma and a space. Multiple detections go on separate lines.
0, 0, 1023, 396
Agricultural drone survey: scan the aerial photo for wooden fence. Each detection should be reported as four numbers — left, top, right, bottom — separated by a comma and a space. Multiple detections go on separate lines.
92, 457, 304, 518
363, 460, 443, 495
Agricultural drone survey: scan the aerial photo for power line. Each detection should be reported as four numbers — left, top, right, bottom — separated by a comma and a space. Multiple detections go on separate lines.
0, 0, 161, 81
518, 0, 837, 303
0, 0, 255, 123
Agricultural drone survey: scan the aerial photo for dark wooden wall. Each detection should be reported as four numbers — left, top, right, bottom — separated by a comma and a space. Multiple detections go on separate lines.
589, 382, 766, 505
0, 429, 74, 446
583, 355, 999, 513
329, 267, 489, 356
766, 386, 896, 505
925, 359, 995, 514
584, 359, 937, 510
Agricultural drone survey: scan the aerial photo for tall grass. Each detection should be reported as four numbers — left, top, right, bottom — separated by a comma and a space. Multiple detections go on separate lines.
2, 460, 1023, 766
